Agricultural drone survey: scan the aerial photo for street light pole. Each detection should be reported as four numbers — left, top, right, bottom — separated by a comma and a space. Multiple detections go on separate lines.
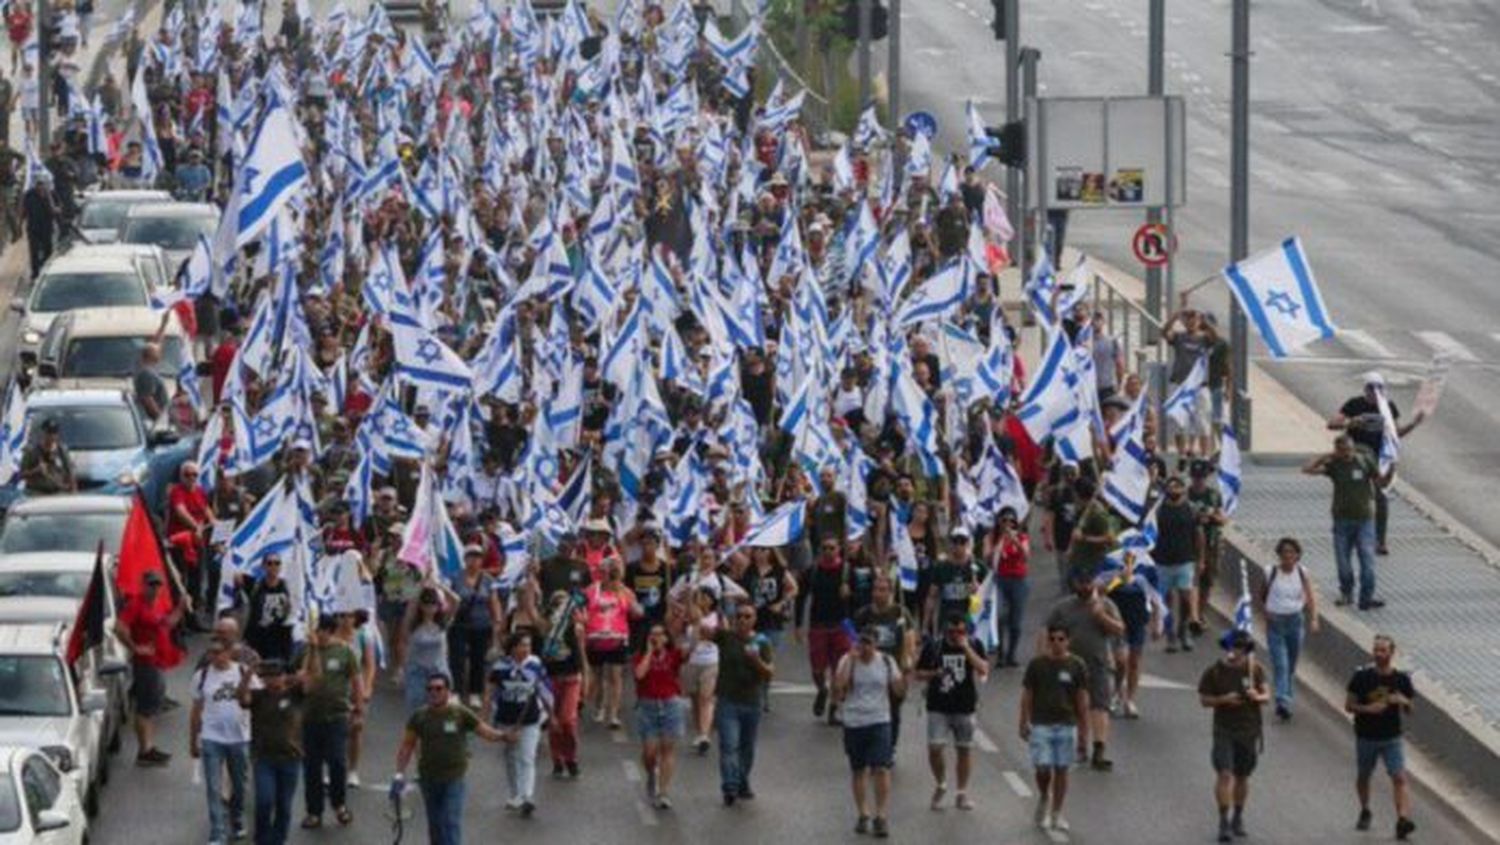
1230, 0, 1251, 448
36, 0, 51, 149
1004, 0, 1021, 280
1145, 0, 1165, 342
858, 0, 872, 110
888, 0, 902, 121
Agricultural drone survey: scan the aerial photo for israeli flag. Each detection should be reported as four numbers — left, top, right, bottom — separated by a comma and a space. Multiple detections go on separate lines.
388, 308, 474, 392
1016, 327, 1078, 443
235, 92, 309, 248
1101, 435, 1154, 524
972, 570, 1001, 652
1163, 354, 1208, 428
1222, 237, 1336, 358
0, 382, 27, 486
1232, 562, 1254, 635
1372, 384, 1400, 476
854, 104, 885, 149
1219, 423, 1243, 517
895, 257, 970, 329
966, 100, 997, 168
890, 513, 919, 592
730, 500, 807, 551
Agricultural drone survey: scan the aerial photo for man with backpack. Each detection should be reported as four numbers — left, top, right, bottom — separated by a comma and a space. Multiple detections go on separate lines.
191, 636, 259, 845
833, 625, 906, 837
1259, 537, 1320, 721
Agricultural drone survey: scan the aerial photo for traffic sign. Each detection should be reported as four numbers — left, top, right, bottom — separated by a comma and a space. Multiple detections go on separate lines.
903, 111, 938, 140
1132, 222, 1176, 267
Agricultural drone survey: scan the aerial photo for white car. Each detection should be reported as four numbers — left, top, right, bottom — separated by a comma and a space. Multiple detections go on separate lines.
10, 253, 154, 379
0, 625, 113, 818
116, 202, 219, 276
0, 495, 132, 558
0, 745, 87, 845
73, 189, 172, 246
0, 553, 131, 758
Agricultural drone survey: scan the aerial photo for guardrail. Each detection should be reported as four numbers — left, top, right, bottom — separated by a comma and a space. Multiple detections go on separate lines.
1088, 268, 1167, 378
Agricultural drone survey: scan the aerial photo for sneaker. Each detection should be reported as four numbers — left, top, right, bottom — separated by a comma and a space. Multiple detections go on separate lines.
813, 688, 827, 717
504, 798, 522, 812
1166, 641, 1180, 654
854, 815, 870, 835
1232, 816, 1247, 837
593, 707, 606, 724
1358, 598, 1387, 610
1377, 544, 1390, 556
930, 783, 947, 811
1188, 619, 1206, 637
1217, 821, 1233, 843
1181, 636, 1195, 652
566, 761, 580, 779
520, 801, 536, 818
723, 793, 737, 807
872, 817, 889, 838
696, 736, 711, 755
1124, 700, 1140, 719
1034, 796, 1049, 828
346, 771, 361, 789
1335, 594, 1353, 607
1275, 704, 1291, 722
654, 794, 673, 810
1395, 817, 1416, 840
1355, 808, 1372, 831
1050, 815, 1070, 832
232, 826, 248, 842
955, 792, 974, 811
608, 719, 623, 730
1090, 753, 1114, 772
736, 786, 756, 800
552, 762, 566, 779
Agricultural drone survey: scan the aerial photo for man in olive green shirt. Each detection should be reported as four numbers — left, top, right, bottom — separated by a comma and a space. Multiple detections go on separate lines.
300, 617, 364, 828
247, 660, 304, 844
1067, 478, 1115, 571
394, 673, 504, 843
1303, 435, 1390, 610
711, 604, 774, 804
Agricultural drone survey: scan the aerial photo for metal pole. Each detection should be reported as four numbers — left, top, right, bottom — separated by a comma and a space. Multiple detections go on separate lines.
888, 0, 902, 122
1145, 0, 1164, 343
858, 0, 873, 111
36, 0, 50, 149
1021, 46, 1040, 276
1005, 0, 1021, 283
1230, 0, 1251, 448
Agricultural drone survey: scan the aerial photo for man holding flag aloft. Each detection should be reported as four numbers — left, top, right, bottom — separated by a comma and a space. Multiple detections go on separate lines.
1326, 372, 1425, 556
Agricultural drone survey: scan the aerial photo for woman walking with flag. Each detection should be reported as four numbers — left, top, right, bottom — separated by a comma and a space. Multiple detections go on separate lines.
487, 631, 551, 817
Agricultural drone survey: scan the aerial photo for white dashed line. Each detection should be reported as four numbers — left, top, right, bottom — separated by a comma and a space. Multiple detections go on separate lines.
973, 726, 1000, 754
1414, 331, 1480, 364
1337, 329, 1399, 360
622, 760, 642, 782
1002, 770, 1034, 798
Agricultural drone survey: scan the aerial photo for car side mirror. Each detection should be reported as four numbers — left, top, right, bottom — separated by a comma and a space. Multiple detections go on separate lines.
8, 296, 22, 314
81, 690, 107, 713
36, 361, 58, 379
35, 809, 71, 832
148, 429, 180, 447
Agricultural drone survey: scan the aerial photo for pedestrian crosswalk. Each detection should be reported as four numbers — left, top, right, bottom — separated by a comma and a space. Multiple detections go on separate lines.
1256, 328, 1500, 369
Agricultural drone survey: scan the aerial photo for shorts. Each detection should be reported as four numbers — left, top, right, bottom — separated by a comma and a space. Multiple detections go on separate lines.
378, 599, 408, 631
131, 662, 166, 717
682, 662, 719, 696
1211, 732, 1259, 777
1356, 737, 1406, 779
807, 626, 851, 677
925, 712, 976, 748
1085, 658, 1112, 711
635, 698, 685, 741
1159, 562, 1196, 592
843, 723, 894, 770
1028, 723, 1076, 769
1171, 388, 1213, 438
1122, 619, 1148, 651
586, 641, 627, 666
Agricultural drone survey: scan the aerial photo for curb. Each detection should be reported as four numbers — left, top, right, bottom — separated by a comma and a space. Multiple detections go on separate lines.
1215, 528, 1500, 844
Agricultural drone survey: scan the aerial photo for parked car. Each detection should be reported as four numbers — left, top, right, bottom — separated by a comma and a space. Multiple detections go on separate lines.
0, 557, 132, 768
22, 389, 179, 493
116, 202, 219, 276
0, 745, 88, 845
0, 624, 118, 818
73, 189, 172, 246
10, 253, 154, 380
0, 496, 131, 557
31, 306, 190, 394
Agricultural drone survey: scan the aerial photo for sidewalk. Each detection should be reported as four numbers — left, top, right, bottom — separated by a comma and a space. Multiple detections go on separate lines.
1055, 250, 1500, 828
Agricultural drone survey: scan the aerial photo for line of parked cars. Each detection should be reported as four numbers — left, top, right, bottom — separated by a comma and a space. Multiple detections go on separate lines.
0, 190, 221, 844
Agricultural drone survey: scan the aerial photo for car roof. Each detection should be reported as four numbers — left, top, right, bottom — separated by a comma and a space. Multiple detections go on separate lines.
0, 597, 80, 625
5, 494, 132, 516
25, 389, 132, 409
123, 202, 219, 219
0, 553, 105, 573
37, 254, 145, 276
63, 243, 167, 260
55, 306, 186, 338
0, 622, 68, 654
81, 190, 172, 204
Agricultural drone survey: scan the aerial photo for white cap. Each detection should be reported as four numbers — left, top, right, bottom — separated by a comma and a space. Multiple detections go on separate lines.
1364, 371, 1385, 388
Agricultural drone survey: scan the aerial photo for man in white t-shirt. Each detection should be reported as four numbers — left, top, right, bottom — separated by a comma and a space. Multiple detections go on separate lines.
191, 636, 262, 845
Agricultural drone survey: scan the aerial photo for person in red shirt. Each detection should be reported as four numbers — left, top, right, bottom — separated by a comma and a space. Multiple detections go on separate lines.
209, 320, 241, 405
633, 622, 687, 808
5, 5, 31, 73
115, 570, 185, 766
167, 462, 215, 618
984, 507, 1031, 667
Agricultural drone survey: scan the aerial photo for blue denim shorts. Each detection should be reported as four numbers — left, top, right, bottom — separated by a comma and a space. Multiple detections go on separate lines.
843, 723, 894, 771
1356, 737, 1405, 778
1159, 562, 1196, 592
1028, 723, 1076, 769
636, 698, 685, 741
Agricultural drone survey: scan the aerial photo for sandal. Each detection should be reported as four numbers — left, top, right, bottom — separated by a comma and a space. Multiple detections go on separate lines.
335, 807, 354, 826
300, 816, 321, 829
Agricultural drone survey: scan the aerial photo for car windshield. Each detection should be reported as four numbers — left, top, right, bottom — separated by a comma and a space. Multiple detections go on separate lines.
79, 198, 146, 230
0, 513, 127, 555
0, 769, 18, 833
120, 215, 215, 250
0, 572, 89, 599
28, 406, 141, 451
30, 273, 145, 313
61, 335, 184, 379
0, 656, 71, 717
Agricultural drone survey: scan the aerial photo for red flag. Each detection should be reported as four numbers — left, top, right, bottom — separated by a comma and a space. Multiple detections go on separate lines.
65, 542, 107, 666
114, 493, 171, 614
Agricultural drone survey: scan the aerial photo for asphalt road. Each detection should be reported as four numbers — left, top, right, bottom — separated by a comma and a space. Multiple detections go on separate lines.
894, 0, 1500, 547
89, 574, 1483, 845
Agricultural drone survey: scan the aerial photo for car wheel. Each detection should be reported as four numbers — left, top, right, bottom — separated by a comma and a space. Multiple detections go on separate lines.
98, 753, 109, 786
85, 783, 99, 818
107, 722, 121, 755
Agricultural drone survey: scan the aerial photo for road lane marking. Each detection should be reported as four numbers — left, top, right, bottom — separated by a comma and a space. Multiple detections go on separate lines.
1337, 329, 1398, 360
1003, 770, 1034, 798
1414, 331, 1479, 363
769, 681, 819, 695
622, 760, 642, 783
973, 726, 1000, 753
1138, 673, 1195, 691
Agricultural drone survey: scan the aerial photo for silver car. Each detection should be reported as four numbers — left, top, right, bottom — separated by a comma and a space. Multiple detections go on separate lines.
0, 495, 132, 558
73, 190, 172, 246
10, 254, 153, 378
116, 202, 219, 276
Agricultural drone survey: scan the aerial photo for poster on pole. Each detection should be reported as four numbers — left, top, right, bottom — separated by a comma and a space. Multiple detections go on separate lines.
1026, 96, 1186, 210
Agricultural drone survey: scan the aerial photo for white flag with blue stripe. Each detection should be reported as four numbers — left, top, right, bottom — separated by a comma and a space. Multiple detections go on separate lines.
1221, 237, 1336, 358
1219, 423, 1243, 517
1163, 354, 1207, 427
235, 92, 308, 248
730, 500, 806, 550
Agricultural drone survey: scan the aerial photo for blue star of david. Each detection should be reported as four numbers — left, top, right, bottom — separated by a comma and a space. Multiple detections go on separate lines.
415, 339, 443, 365
1264, 290, 1301, 319
390, 417, 411, 437
241, 165, 261, 196
253, 418, 278, 441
